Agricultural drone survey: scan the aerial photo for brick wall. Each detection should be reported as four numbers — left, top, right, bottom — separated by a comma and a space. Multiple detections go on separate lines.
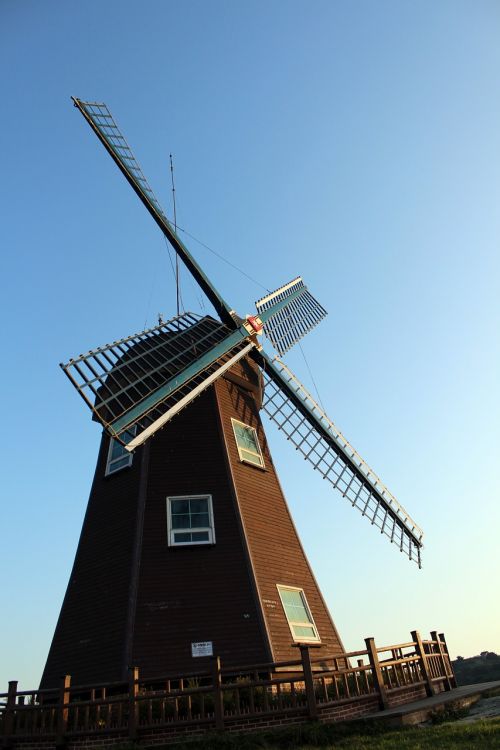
387, 683, 428, 707
319, 695, 380, 721
432, 679, 447, 694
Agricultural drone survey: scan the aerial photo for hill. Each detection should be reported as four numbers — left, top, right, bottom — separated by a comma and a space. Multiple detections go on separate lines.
453, 652, 500, 685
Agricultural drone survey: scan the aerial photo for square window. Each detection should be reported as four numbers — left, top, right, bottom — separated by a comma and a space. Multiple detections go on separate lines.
231, 419, 265, 468
105, 426, 137, 476
277, 585, 320, 643
167, 495, 215, 547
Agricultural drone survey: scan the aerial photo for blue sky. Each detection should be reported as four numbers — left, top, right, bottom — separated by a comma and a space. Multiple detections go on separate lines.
1, 0, 499, 688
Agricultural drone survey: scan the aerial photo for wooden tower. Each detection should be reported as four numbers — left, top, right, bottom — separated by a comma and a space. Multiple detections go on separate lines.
41, 354, 344, 687
41, 99, 423, 688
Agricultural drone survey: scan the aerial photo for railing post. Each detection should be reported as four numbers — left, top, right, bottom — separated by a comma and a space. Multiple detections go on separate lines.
128, 666, 139, 741
439, 632, 457, 688
430, 631, 451, 691
2, 681, 18, 749
211, 656, 224, 731
299, 645, 318, 719
357, 659, 370, 693
365, 638, 388, 709
55, 675, 71, 747
411, 630, 435, 697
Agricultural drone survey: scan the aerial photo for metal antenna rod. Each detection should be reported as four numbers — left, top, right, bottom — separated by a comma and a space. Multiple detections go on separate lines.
170, 153, 180, 317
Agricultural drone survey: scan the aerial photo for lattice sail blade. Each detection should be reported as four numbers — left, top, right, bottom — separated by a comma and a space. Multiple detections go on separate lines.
258, 352, 423, 566
61, 313, 251, 448
72, 98, 235, 328
255, 277, 327, 356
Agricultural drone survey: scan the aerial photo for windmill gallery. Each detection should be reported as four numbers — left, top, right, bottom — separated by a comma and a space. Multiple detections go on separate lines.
1, 100, 457, 746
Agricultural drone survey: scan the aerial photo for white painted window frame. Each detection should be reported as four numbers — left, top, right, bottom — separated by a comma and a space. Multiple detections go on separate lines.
105, 426, 137, 476
231, 418, 265, 468
276, 584, 321, 643
166, 494, 216, 547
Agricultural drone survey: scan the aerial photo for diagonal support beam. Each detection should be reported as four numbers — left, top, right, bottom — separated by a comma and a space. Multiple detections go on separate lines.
111, 327, 249, 434
125, 342, 254, 450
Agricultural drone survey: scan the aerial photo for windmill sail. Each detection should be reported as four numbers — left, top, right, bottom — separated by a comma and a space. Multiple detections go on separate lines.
68, 96, 424, 568
61, 313, 252, 448
258, 352, 423, 565
256, 277, 327, 356
72, 98, 236, 329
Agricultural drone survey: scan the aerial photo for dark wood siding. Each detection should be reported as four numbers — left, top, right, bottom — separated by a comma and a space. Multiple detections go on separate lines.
41, 354, 344, 687
40, 434, 144, 688
131, 387, 269, 675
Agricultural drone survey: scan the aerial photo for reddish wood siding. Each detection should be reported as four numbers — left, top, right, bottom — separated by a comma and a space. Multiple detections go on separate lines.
215, 358, 345, 662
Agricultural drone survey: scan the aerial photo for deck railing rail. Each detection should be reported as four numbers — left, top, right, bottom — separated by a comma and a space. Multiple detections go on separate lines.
0, 630, 455, 746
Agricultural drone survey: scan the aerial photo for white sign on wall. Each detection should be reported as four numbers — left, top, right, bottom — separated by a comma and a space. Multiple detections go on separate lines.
191, 641, 213, 658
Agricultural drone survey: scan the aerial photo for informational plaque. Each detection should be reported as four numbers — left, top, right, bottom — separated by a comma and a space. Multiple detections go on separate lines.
191, 641, 213, 658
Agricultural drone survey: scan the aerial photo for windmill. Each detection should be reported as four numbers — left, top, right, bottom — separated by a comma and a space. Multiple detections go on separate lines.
40, 99, 423, 688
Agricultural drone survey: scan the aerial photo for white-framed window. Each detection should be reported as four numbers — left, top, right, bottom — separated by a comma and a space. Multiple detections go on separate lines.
105, 426, 137, 476
166, 495, 215, 547
277, 585, 321, 643
231, 419, 265, 468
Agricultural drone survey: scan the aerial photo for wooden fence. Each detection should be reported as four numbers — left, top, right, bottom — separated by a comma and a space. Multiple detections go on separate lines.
0, 631, 456, 747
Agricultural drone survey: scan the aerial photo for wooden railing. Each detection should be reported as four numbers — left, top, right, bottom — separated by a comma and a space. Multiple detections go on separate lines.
0, 631, 456, 746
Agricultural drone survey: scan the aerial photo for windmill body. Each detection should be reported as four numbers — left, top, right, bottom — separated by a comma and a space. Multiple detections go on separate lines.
41, 99, 423, 687
41, 347, 343, 687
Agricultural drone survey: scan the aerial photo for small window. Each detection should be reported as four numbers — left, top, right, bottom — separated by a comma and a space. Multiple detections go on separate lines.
166, 495, 215, 546
277, 585, 320, 643
105, 427, 137, 476
231, 419, 265, 468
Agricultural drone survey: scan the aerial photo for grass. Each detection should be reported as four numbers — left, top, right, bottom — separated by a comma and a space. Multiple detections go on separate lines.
113, 691, 500, 750
296, 718, 500, 748
116, 714, 500, 750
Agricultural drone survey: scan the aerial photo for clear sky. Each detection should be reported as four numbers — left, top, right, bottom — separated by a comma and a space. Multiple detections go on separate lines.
1, 0, 499, 689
